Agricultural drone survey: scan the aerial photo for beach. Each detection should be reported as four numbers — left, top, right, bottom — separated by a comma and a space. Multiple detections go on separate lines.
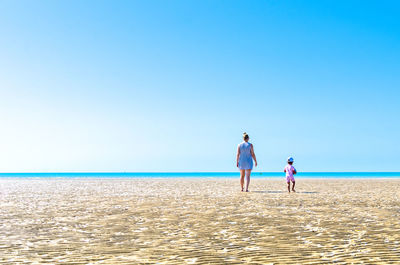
0, 178, 399, 264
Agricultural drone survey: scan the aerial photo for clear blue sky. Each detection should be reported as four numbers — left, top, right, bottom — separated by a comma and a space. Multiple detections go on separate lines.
0, 0, 399, 172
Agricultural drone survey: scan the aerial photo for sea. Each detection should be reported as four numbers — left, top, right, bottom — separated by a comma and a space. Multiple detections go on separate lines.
0, 172, 399, 178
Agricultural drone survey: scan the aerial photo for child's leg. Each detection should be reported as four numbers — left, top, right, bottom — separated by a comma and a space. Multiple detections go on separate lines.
291, 181, 296, 192
240, 170, 245, 191
245, 169, 251, 192
287, 182, 291, 192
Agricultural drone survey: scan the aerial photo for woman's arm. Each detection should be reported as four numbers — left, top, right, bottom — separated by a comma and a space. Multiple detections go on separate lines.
250, 144, 257, 167
236, 146, 240, 168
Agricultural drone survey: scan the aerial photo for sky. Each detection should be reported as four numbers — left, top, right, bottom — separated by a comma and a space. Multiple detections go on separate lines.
0, 0, 399, 172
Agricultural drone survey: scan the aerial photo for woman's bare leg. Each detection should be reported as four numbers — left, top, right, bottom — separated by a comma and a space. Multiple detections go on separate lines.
240, 170, 245, 191
245, 169, 251, 192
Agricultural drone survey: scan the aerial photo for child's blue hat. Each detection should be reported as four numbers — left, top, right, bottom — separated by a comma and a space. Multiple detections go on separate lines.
287, 157, 294, 162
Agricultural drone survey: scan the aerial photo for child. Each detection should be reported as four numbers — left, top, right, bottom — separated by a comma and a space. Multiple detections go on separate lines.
284, 157, 297, 192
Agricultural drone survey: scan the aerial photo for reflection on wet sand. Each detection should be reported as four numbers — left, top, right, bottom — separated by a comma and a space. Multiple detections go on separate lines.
0, 178, 399, 264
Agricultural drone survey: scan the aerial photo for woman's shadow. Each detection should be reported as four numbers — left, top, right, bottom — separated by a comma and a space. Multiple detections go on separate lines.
252, 191, 319, 194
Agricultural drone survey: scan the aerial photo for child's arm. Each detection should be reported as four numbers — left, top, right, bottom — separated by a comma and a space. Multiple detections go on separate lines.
293, 167, 297, 174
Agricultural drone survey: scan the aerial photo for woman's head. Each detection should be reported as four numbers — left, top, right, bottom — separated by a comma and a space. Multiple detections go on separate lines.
243, 132, 249, 141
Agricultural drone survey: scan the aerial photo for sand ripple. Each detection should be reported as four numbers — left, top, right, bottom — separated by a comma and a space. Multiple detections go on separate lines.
0, 178, 399, 264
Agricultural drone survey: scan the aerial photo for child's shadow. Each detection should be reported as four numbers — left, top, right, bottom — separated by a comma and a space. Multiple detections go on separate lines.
252, 191, 319, 194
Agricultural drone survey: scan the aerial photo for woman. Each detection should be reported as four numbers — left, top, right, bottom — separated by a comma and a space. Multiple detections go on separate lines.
236, 132, 257, 192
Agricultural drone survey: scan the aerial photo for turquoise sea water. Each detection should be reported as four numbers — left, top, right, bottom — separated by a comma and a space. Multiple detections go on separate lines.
0, 172, 399, 178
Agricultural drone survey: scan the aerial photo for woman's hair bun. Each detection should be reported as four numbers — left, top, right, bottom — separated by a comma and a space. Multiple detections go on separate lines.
243, 132, 247, 135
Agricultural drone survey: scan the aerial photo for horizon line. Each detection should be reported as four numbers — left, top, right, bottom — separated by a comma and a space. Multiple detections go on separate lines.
0, 171, 400, 174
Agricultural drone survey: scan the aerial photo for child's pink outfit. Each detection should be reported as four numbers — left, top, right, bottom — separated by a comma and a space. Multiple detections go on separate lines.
284, 165, 296, 182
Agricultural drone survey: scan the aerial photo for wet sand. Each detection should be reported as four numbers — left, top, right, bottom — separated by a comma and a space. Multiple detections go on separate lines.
0, 178, 399, 264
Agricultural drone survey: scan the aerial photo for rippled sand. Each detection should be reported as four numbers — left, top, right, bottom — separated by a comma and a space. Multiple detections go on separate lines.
0, 178, 399, 264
